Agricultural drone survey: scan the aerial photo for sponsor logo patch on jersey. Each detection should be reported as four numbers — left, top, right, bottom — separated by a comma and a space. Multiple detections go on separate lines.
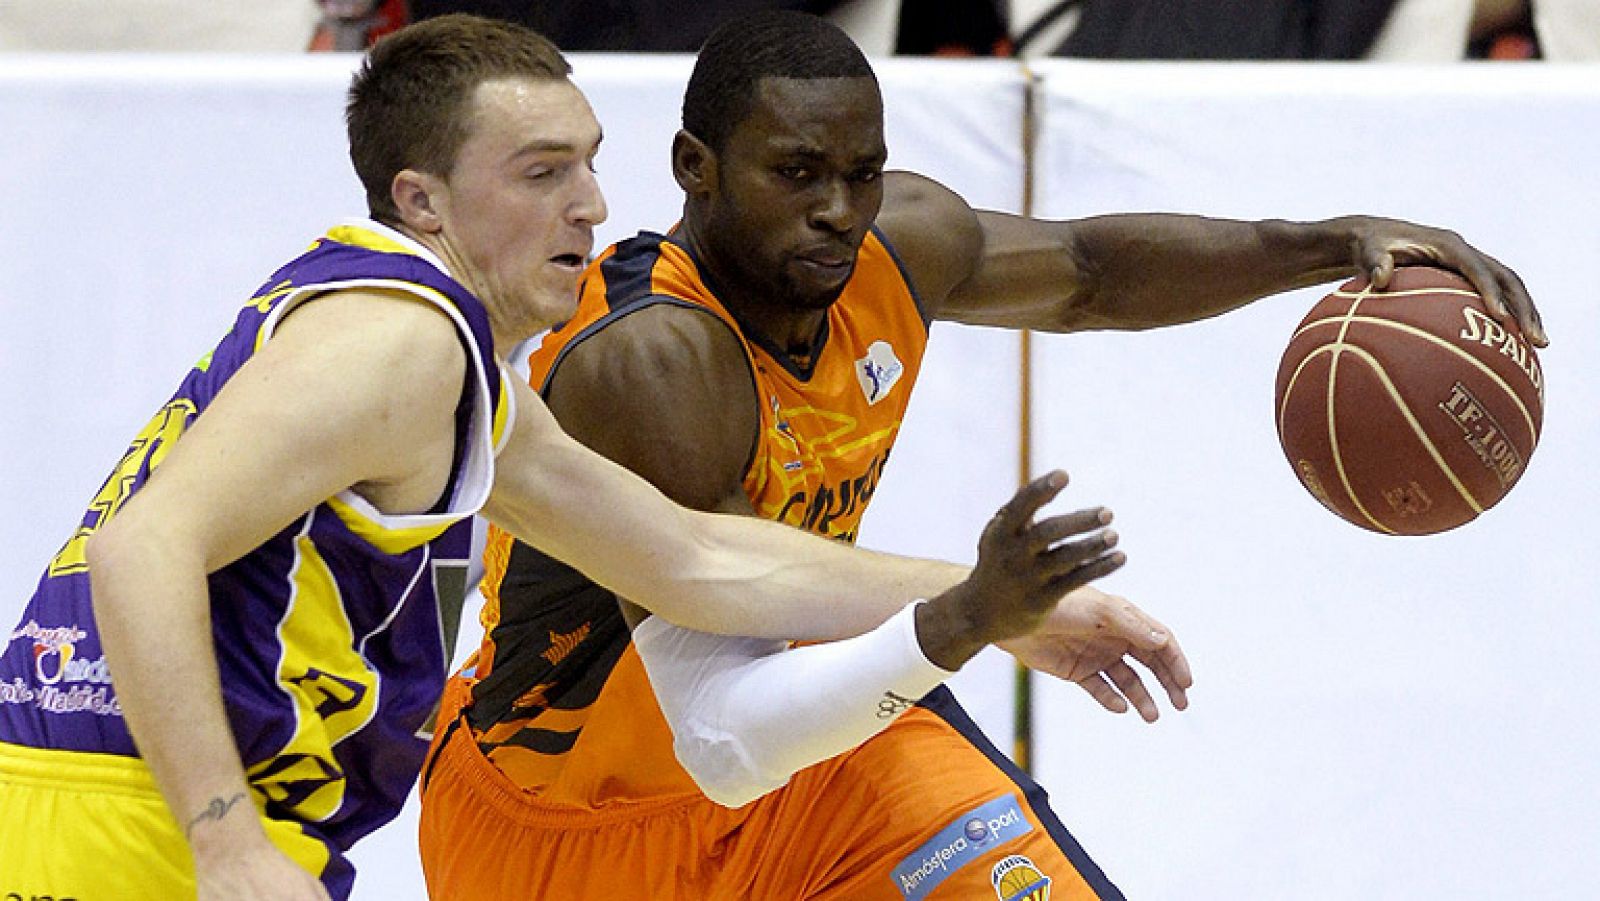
992, 854, 1052, 901
892, 794, 1033, 900
855, 340, 904, 405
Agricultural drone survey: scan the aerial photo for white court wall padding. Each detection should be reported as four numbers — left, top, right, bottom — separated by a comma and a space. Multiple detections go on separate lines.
1026, 61, 1600, 900
3, 54, 1597, 899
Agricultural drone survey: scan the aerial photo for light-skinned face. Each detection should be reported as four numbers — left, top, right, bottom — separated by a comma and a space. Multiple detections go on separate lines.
411, 76, 607, 350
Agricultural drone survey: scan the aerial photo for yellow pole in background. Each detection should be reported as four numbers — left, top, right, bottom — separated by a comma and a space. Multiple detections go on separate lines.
1013, 63, 1039, 775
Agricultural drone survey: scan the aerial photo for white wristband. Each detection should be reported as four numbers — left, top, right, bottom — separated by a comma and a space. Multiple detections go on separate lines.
633, 601, 953, 808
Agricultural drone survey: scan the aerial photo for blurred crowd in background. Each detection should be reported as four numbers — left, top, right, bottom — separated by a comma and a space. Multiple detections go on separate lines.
0, 0, 1594, 60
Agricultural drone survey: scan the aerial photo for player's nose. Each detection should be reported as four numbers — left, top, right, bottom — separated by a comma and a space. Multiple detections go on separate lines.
808, 176, 855, 235
572, 164, 608, 227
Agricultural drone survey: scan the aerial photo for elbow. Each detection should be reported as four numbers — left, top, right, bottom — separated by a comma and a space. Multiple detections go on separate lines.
83, 521, 141, 615
633, 614, 793, 805
83, 526, 138, 633
84, 515, 178, 615
83, 521, 132, 586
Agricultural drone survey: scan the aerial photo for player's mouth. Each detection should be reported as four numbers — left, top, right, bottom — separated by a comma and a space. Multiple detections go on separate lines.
795, 249, 854, 280
549, 253, 586, 272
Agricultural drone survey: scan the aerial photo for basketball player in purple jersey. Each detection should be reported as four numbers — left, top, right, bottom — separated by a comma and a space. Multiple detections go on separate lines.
0, 15, 1166, 901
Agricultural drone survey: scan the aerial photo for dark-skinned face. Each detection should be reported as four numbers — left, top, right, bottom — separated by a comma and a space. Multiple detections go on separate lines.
700, 76, 887, 312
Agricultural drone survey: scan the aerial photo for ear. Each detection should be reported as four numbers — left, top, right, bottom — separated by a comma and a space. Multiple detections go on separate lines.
391, 168, 446, 234
671, 129, 716, 196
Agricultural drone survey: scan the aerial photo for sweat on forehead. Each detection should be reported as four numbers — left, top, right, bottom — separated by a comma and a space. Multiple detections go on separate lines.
682, 10, 878, 152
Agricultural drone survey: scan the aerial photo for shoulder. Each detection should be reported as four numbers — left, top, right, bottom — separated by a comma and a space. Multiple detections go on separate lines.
279, 287, 463, 360
268, 287, 468, 415
551, 298, 750, 394
873, 172, 985, 310
544, 300, 761, 510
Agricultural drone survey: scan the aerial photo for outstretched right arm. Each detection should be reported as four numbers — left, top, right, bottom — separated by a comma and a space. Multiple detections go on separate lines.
483, 372, 969, 643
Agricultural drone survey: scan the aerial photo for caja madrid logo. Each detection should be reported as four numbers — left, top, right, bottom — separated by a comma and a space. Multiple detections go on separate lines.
15, 621, 88, 686
34, 640, 74, 685
991, 854, 1052, 901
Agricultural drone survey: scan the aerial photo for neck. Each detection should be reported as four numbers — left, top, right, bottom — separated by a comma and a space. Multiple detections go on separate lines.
677, 212, 828, 360
392, 221, 522, 357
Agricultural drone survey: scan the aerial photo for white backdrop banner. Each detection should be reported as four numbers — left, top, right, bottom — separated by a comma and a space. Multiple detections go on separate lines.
1028, 61, 1600, 900
4, 54, 1596, 900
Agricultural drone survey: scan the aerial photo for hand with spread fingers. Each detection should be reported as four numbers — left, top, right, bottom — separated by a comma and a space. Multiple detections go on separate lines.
998, 585, 1192, 722
916, 471, 1134, 672
915, 469, 1191, 722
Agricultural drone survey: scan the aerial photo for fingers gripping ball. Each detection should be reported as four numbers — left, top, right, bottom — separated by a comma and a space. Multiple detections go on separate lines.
1274, 266, 1544, 535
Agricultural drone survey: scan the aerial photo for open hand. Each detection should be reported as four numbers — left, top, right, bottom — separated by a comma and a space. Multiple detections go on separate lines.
998, 585, 1191, 722
917, 470, 1125, 670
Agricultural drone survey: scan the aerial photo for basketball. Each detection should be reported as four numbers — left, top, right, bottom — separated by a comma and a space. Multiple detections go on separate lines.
1274, 266, 1544, 535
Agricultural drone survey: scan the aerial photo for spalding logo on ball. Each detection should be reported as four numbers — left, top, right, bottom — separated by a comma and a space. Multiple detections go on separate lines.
1274, 266, 1543, 535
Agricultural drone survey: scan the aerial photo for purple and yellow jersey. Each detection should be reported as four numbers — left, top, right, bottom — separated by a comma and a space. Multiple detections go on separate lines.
0, 221, 513, 855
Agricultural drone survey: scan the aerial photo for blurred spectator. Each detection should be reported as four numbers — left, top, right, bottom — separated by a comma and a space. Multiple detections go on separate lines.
1469, 0, 1540, 57
1015, 0, 1402, 59
0, 0, 317, 50
401, 0, 1019, 57
1009, 0, 1597, 61
308, 0, 407, 51
896, 0, 1012, 56
404, 0, 848, 51
1362, 0, 1598, 59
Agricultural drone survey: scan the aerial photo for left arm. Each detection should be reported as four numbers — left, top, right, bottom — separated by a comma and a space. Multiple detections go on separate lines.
877, 171, 1547, 345
484, 374, 971, 642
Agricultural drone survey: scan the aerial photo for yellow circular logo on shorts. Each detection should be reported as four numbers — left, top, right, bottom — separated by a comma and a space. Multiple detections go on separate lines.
992, 853, 1052, 901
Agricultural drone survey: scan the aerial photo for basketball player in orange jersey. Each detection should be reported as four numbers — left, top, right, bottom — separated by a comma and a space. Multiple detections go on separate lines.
0, 15, 1158, 901
418, 12, 1547, 900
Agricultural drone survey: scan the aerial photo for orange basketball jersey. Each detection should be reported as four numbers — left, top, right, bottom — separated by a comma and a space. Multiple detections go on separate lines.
455, 228, 929, 805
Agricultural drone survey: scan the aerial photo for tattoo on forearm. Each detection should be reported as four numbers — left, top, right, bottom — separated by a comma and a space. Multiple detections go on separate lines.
185, 792, 248, 839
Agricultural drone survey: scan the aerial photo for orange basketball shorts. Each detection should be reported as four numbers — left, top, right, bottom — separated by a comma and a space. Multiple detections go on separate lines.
418, 684, 1122, 900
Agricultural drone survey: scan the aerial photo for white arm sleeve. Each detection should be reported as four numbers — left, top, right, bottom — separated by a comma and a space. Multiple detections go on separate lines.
632, 601, 954, 809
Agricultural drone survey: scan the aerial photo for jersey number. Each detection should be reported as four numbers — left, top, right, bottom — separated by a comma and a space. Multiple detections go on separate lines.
48, 398, 197, 576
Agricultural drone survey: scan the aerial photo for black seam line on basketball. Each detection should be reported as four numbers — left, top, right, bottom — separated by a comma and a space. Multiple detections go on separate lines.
1328, 283, 1391, 532
1288, 315, 1539, 440
1287, 342, 1485, 521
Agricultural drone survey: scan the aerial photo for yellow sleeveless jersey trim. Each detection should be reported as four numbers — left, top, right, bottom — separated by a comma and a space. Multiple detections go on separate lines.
324, 494, 457, 554
325, 222, 421, 256
493, 367, 515, 454
243, 222, 510, 554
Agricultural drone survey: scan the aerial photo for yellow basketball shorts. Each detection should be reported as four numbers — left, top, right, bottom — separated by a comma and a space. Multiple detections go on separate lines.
0, 740, 340, 900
